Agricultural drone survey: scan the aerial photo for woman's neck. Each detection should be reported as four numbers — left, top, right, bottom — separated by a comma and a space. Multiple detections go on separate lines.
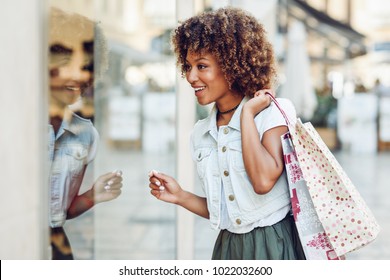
215, 95, 243, 127
217, 111, 234, 127
50, 115, 62, 135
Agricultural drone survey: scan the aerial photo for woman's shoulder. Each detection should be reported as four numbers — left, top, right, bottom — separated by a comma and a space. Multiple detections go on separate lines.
254, 97, 296, 129
193, 109, 214, 133
273, 97, 295, 109
71, 112, 99, 139
271, 97, 297, 119
72, 112, 94, 125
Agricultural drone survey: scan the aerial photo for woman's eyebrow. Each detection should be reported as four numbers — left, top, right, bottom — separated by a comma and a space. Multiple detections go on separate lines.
50, 43, 73, 55
195, 57, 210, 62
186, 57, 210, 63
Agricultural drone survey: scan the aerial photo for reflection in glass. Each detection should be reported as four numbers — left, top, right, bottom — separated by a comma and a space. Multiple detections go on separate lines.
47, 0, 178, 260
48, 7, 122, 260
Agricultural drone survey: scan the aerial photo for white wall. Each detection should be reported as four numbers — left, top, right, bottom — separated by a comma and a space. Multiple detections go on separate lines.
0, 0, 49, 259
175, 0, 197, 260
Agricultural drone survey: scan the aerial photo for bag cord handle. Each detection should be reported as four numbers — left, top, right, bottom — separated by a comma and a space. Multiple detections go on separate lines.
265, 92, 292, 126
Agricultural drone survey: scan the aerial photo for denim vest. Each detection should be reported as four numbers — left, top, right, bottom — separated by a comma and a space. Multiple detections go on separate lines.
190, 97, 295, 230
48, 111, 98, 227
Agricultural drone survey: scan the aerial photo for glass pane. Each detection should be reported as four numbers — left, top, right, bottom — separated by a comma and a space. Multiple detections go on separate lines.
48, 4, 97, 260
48, 0, 176, 259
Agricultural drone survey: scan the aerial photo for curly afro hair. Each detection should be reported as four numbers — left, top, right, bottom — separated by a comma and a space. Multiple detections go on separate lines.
171, 6, 277, 97
49, 7, 108, 82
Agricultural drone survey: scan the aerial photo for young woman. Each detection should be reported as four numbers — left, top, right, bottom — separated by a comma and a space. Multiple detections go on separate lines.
149, 7, 305, 260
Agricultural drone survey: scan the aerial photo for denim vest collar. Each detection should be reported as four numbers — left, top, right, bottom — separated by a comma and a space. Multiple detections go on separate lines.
197, 96, 249, 140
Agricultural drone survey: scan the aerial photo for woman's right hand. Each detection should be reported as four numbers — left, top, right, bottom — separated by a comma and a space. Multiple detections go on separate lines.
243, 89, 273, 116
148, 170, 182, 204
93, 170, 123, 204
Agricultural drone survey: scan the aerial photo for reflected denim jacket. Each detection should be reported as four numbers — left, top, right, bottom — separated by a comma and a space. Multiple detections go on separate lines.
48, 111, 98, 227
190, 97, 296, 230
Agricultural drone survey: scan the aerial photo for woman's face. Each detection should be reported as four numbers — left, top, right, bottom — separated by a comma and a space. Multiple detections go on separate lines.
49, 12, 94, 109
49, 40, 93, 108
185, 51, 233, 106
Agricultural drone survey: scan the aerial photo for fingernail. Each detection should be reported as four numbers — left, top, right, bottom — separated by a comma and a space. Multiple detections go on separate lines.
159, 186, 165, 191
104, 185, 111, 190
107, 180, 113, 186
149, 170, 159, 178
155, 180, 161, 186
116, 170, 123, 177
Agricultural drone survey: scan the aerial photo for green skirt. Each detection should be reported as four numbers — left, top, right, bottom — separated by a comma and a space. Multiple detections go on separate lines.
212, 214, 306, 260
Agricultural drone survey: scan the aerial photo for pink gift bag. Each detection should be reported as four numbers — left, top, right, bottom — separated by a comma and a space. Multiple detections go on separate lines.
282, 132, 342, 259
270, 94, 380, 258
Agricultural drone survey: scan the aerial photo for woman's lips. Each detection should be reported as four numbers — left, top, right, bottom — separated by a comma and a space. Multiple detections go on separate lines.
194, 86, 206, 97
65, 86, 81, 91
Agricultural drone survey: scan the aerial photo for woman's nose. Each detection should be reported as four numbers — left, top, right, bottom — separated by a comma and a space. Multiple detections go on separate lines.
60, 66, 90, 82
60, 54, 91, 81
186, 68, 198, 84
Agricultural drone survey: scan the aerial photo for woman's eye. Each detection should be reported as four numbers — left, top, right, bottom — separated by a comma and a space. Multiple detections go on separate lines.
50, 54, 71, 67
82, 63, 93, 72
198, 64, 207, 70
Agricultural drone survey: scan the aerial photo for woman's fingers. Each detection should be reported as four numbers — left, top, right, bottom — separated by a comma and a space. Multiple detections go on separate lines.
149, 181, 161, 190
149, 170, 171, 182
103, 173, 123, 191
148, 170, 170, 192
254, 89, 273, 97
149, 179, 165, 192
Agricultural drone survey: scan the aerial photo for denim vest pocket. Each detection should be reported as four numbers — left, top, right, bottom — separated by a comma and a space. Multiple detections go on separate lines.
194, 147, 213, 179
65, 144, 88, 177
229, 141, 246, 172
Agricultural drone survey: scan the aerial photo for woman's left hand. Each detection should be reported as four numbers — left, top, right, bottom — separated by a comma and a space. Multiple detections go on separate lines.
243, 89, 273, 116
93, 170, 123, 203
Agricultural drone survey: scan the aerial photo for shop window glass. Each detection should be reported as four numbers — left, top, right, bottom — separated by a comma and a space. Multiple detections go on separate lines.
48, 0, 176, 259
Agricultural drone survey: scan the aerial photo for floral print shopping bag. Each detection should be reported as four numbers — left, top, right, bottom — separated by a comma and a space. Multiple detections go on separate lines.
282, 132, 342, 259
270, 93, 380, 258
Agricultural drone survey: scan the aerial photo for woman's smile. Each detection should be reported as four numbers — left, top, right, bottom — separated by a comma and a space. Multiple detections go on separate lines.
193, 86, 206, 97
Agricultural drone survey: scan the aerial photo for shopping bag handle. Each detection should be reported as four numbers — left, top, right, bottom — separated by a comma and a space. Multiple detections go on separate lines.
265, 92, 292, 126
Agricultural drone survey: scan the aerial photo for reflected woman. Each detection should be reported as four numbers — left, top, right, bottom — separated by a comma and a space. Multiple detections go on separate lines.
48, 7, 122, 259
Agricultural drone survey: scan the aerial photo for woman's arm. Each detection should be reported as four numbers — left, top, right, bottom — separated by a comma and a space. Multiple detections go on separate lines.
240, 91, 287, 194
149, 171, 209, 219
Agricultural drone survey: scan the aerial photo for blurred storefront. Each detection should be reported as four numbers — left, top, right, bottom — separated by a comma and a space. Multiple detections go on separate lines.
277, 0, 390, 154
